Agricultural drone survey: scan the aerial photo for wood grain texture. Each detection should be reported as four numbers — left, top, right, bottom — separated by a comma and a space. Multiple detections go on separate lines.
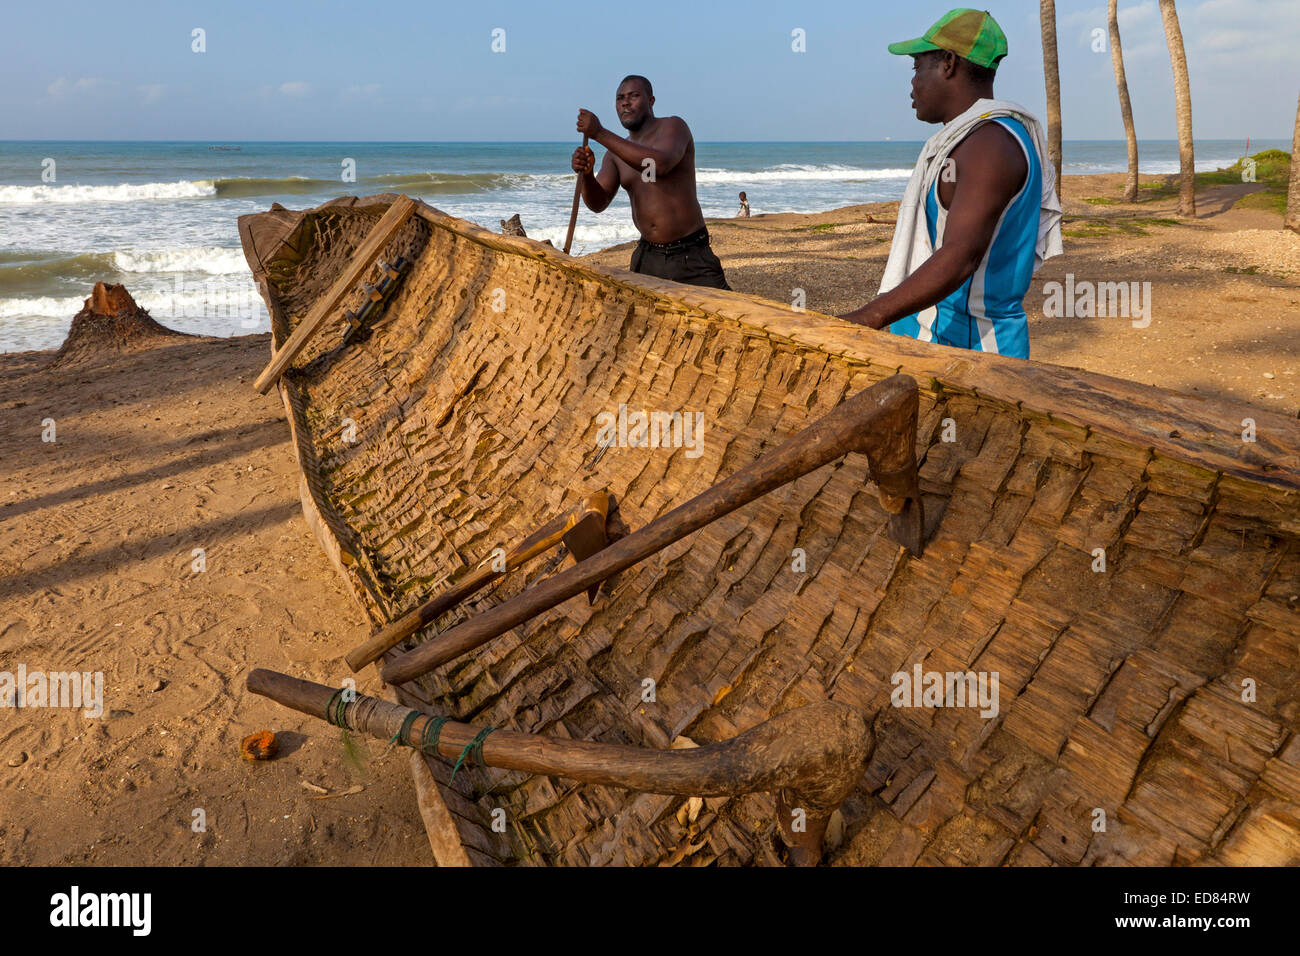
380, 374, 921, 684
250, 668, 869, 802
349, 491, 611, 672
239, 194, 1300, 867
253, 195, 415, 392
409, 748, 474, 867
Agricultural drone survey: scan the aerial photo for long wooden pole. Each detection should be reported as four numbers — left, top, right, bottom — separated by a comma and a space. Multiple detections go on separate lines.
381, 374, 921, 686
246, 667, 872, 865
563, 134, 589, 255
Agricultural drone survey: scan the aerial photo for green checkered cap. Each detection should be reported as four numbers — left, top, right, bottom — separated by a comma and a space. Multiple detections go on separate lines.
888, 9, 1008, 70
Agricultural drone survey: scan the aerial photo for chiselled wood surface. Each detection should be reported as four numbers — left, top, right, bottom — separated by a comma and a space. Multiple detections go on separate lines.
239, 195, 1300, 867
253, 195, 416, 392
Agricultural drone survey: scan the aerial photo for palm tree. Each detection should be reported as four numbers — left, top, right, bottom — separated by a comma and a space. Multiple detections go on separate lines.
1108, 0, 1139, 201
1286, 94, 1300, 233
1158, 0, 1195, 216
1040, 0, 1063, 197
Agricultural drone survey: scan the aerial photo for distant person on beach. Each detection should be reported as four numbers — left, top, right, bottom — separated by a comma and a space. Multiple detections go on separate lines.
737, 192, 750, 218
571, 75, 730, 290
838, 9, 1063, 359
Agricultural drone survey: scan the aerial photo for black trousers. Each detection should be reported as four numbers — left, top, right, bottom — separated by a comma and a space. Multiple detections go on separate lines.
629, 227, 731, 290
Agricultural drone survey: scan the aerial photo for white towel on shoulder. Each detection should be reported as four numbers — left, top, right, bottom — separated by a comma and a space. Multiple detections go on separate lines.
878, 98, 1063, 296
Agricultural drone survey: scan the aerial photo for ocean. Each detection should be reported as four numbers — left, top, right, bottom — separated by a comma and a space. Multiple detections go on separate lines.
0, 139, 1283, 353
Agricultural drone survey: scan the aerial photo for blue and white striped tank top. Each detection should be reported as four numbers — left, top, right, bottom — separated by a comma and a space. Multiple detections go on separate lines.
890, 116, 1041, 359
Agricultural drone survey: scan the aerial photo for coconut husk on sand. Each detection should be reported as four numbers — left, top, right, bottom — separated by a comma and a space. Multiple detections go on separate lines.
52, 282, 188, 368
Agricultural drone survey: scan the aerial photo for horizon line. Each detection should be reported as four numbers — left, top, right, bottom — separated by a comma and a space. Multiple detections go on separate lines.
0, 137, 1284, 146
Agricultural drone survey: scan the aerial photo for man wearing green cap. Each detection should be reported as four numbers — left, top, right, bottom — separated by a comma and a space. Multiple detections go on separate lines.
839, 9, 1063, 359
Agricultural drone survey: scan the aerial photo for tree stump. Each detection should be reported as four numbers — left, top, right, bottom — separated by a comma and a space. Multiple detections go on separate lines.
499, 213, 527, 237
52, 282, 186, 368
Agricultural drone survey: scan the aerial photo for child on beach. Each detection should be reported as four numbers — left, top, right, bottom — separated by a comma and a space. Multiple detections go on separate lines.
737, 192, 750, 217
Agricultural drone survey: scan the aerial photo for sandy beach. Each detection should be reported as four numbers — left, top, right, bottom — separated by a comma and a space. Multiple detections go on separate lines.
2, 170, 1297, 865
0, 337, 432, 864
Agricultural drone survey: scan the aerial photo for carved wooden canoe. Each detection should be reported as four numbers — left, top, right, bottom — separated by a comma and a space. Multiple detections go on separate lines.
238, 193, 1300, 867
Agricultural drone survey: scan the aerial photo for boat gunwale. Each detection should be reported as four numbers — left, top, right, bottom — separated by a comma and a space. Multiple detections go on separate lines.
412, 197, 1300, 496
242, 193, 1300, 499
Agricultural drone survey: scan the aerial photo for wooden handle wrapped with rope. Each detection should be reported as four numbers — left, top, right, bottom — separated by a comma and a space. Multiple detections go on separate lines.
246, 667, 873, 865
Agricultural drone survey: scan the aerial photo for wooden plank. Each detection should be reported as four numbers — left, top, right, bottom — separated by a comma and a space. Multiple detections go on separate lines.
253, 194, 416, 392
391, 677, 477, 866
409, 750, 474, 867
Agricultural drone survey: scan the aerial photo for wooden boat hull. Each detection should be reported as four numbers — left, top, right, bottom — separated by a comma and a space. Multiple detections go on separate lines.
239, 194, 1300, 866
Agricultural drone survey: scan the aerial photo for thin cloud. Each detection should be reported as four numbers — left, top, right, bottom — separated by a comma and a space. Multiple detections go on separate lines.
47, 77, 109, 97
278, 81, 311, 97
1190, 0, 1299, 67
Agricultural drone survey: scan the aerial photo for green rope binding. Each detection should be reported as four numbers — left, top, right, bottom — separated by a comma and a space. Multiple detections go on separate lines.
325, 689, 350, 729
420, 716, 449, 756
391, 709, 421, 746
450, 726, 495, 782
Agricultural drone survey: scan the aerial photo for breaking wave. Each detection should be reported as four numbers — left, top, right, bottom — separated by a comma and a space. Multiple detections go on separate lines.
696, 164, 912, 184
0, 247, 248, 295
0, 282, 262, 319
0, 180, 217, 204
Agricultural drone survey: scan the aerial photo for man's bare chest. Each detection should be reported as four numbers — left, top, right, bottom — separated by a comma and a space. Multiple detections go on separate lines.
613, 143, 691, 191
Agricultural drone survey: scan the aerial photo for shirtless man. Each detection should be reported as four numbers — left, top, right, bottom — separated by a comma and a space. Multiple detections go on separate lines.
571, 75, 730, 290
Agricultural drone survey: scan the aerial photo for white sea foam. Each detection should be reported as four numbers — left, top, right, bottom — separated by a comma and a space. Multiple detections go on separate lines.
0, 295, 86, 319
525, 220, 641, 255
696, 165, 912, 184
1065, 158, 1253, 175
0, 180, 217, 205
499, 172, 570, 189
0, 280, 262, 320
112, 247, 248, 275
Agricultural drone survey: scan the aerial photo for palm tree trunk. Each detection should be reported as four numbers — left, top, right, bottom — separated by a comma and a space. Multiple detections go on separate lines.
1108, 0, 1139, 202
1040, 0, 1063, 198
1285, 93, 1300, 233
1158, 0, 1196, 216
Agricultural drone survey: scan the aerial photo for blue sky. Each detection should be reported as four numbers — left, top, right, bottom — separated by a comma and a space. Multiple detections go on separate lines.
2, 0, 1295, 141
